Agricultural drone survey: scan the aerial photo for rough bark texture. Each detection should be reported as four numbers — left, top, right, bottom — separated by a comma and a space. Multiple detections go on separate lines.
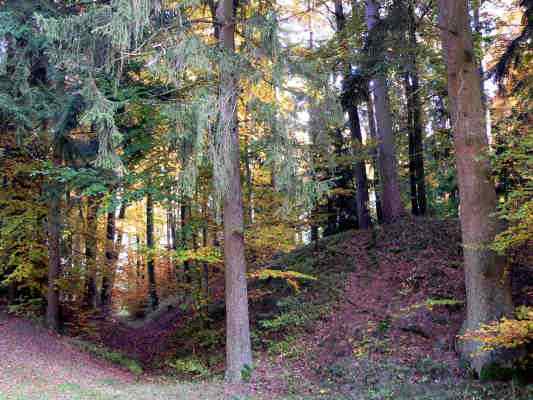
146, 192, 159, 310
217, 0, 253, 382
365, 0, 405, 222
438, 0, 514, 375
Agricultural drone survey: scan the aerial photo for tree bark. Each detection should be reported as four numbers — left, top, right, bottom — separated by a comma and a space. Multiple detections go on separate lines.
217, 0, 253, 382
181, 201, 192, 284
46, 154, 62, 331
84, 195, 99, 310
404, 1, 427, 216
348, 106, 371, 229
146, 192, 159, 310
365, 0, 405, 222
438, 0, 514, 375
335, 0, 371, 230
100, 208, 119, 314
366, 95, 383, 223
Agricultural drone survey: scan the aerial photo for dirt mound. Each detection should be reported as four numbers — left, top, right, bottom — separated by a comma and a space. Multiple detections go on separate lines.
312, 218, 465, 369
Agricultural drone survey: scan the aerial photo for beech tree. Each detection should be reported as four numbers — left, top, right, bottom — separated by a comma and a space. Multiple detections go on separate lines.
438, 0, 514, 375
365, 0, 405, 222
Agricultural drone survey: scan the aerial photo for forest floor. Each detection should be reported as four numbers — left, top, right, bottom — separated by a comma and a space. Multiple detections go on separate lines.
1, 218, 532, 399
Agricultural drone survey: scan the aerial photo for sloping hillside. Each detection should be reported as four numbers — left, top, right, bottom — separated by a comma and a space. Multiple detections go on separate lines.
1, 218, 531, 400
239, 218, 532, 399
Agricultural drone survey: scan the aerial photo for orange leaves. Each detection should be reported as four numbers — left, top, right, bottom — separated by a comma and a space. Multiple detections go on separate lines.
461, 306, 533, 352
248, 269, 316, 292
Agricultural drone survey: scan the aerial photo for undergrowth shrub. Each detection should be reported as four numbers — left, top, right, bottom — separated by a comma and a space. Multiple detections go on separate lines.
6, 297, 44, 318
461, 305, 533, 378
71, 339, 143, 375
167, 356, 210, 378
258, 297, 329, 333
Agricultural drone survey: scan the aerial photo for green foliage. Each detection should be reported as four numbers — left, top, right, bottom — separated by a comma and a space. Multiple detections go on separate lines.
6, 298, 45, 318
491, 45, 532, 257
167, 357, 210, 378
395, 298, 464, 317
240, 364, 254, 382
72, 340, 143, 375
265, 335, 303, 359
258, 297, 328, 333
249, 269, 316, 292
0, 161, 48, 296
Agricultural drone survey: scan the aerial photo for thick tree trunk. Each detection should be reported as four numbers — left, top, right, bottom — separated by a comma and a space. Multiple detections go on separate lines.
46, 155, 62, 331
146, 192, 159, 310
84, 195, 99, 310
217, 0, 253, 382
438, 0, 514, 376
365, 0, 405, 222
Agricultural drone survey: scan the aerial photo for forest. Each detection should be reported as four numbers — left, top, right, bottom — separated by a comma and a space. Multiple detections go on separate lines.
0, 0, 531, 399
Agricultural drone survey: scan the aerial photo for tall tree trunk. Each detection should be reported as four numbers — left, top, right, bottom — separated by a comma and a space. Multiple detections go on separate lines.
365, 0, 405, 222
438, 0, 514, 375
335, 0, 371, 229
100, 208, 118, 314
217, 0, 253, 382
404, 1, 427, 216
146, 192, 159, 310
348, 106, 372, 229
366, 95, 383, 223
46, 153, 62, 331
331, 128, 355, 232
84, 195, 99, 310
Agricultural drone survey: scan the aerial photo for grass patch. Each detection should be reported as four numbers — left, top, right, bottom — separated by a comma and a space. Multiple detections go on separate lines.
71, 339, 143, 375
